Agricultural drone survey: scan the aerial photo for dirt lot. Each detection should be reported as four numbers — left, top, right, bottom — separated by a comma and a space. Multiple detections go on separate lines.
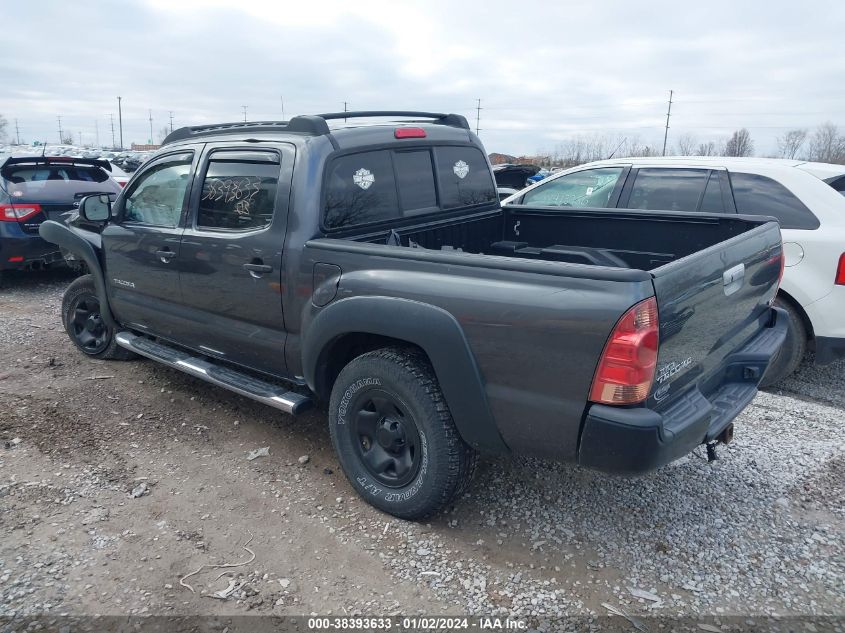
1, 270, 843, 628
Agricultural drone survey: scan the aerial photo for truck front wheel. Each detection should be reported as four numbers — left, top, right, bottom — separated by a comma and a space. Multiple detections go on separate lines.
329, 347, 477, 520
61, 275, 136, 360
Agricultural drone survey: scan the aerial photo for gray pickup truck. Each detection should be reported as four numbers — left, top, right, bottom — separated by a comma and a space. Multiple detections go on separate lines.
40, 111, 787, 519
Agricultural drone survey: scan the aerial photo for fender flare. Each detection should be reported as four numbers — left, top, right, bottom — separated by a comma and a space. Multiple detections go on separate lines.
303, 295, 509, 454
38, 220, 116, 328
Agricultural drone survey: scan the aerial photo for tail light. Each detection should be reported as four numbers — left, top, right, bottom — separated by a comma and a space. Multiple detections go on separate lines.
589, 297, 659, 405
836, 253, 845, 286
0, 203, 42, 222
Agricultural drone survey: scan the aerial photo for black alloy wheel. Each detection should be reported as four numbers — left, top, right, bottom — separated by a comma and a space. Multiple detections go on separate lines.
350, 389, 422, 488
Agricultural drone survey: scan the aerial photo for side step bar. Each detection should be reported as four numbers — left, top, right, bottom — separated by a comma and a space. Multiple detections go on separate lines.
115, 332, 313, 415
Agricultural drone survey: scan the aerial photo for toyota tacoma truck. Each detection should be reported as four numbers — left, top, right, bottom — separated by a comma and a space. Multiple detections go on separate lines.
40, 111, 787, 519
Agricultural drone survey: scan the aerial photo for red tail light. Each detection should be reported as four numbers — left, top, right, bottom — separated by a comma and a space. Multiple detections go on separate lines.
589, 297, 659, 405
0, 203, 42, 222
836, 253, 845, 286
118, 181, 127, 187
394, 127, 426, 139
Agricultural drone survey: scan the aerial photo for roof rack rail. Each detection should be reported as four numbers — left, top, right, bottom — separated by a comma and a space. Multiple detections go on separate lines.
162, 116, 331, 145
315, 111, 470, 130
162, 111, 470, 145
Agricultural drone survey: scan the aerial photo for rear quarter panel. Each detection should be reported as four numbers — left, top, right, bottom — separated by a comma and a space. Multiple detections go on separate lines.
296, 244, 655, 460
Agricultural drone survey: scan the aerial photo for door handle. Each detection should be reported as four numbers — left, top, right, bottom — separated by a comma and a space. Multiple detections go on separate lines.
155, 249, 175, 263
243, 262, 273, 277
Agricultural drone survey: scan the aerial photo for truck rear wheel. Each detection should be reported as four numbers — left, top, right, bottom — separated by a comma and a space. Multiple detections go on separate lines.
329, 347, 477, 520
760, 298, 807, 388
62, 275, 136, 360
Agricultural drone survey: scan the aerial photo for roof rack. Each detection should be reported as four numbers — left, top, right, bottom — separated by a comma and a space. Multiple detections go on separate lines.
162, 111, 470, 146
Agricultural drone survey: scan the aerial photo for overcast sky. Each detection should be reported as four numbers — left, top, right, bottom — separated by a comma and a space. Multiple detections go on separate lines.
2, 0, 844, 156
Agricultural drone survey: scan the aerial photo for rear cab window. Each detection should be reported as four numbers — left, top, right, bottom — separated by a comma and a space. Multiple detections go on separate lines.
323, 145, 496, 231
730, 172, 820, 229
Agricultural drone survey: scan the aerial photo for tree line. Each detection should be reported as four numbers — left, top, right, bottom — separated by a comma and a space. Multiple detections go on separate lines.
506, 121, 845, 169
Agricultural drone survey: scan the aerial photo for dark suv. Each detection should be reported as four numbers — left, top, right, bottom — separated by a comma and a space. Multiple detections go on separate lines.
0, 156, 121, 283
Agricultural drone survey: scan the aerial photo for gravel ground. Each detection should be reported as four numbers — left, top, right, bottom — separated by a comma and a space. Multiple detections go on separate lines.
0, 270, 843, 630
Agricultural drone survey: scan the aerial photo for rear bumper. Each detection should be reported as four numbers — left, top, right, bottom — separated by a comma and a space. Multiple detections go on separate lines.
577, 306, 788, 474
0, 233, 64, 271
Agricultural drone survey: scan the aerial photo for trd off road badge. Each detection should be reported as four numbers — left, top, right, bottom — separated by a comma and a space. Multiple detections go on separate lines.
453, 160, 469, 179
353, 168, 375, 190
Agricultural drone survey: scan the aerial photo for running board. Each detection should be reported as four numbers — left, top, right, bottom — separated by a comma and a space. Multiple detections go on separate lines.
115, 331, 313, 415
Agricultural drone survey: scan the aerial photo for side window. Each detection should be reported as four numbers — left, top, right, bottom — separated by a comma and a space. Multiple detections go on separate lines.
522, 167, 624, 208
626, 168, 709, 212
730, 172, 820, 230
197, 151, 280, 231
699, 172, 726, 213
434, 147, 497, 209
123, 153, 193, 227
324, 150, 399, 230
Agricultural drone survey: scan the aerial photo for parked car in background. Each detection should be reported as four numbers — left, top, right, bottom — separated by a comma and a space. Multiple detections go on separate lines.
492, 163, 541, 190
503, 157, 845, 385
0, 156, 121, 284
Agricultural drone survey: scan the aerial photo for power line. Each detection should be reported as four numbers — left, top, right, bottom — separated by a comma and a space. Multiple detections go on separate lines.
662, 89, 673, 156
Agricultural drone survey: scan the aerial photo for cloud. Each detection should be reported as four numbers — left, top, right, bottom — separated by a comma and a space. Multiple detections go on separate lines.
2, 0, 843, 155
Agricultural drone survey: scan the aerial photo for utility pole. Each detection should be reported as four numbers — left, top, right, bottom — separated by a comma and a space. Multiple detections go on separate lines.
475, 98, 482, 136
242, 105, 248, 122
343, 101, 348, 123
169, 111, 174, 133
109, 114, 116, 148
148, 109, 154, 144
57, 116, 63, 144
95, 120, 99, 147
662, 89, 673, 157
117, 96, 123, 150
14, 119, 20, 145
280, 95, 285, 120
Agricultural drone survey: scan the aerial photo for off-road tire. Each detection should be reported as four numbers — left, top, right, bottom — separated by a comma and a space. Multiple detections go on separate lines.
329, 347, 477, 520
760, 298, 807, 388
61, 274, 136, 360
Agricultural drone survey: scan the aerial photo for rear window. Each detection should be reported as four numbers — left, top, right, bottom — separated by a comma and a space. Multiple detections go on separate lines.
434, 147, 497, 209
323, 146, 495, 230
826, 174, 845, 196
730, 172, 820, 229
2, 164, 110, 184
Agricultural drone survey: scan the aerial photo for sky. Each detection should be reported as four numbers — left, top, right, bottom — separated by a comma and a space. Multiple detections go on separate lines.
2, 0, 844, 157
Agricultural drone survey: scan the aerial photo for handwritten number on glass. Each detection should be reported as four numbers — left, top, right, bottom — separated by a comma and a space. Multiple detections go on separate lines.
202, 176, 262, 215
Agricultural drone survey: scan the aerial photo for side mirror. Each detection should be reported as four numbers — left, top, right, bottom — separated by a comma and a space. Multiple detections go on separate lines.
79, 194, 112, 222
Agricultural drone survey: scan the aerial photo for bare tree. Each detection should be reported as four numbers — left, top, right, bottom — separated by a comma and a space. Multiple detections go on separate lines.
723, 128, 754, 157
157, 126, 170, 143
696, 140, 718, 156
776, 129, 808, 159
674, 133, 697, 156
61, 133, 74, 145
806, 122, 845, 164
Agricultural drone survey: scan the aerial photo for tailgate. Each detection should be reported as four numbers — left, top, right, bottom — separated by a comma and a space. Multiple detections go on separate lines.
649, 220, 782, 404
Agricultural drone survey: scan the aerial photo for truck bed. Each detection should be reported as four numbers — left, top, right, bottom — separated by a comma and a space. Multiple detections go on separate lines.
348, 205, 765, 272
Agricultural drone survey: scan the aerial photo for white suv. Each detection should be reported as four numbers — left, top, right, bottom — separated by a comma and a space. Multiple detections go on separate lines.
502, 157, 845, 386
